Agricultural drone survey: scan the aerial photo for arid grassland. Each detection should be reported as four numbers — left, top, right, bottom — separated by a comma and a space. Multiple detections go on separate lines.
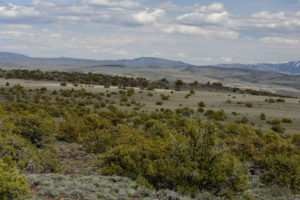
0, 69, 299, 200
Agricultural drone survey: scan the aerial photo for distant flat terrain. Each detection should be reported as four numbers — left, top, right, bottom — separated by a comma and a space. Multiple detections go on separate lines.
2, 78, 299, 135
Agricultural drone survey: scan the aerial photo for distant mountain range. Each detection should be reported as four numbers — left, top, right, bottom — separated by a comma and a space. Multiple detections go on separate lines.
0, 52, 192, 70
0, 52, 300, 75
218, 62, 300, 75
1, 52, 300, 96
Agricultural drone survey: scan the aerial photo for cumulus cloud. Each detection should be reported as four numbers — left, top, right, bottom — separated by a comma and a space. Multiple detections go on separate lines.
0, 3, 39, 18
176, 3, 233, 26
133, 9, 165, 24
237, 11, 300, 34
0, 1, 300, 63
170, 3, 238, 39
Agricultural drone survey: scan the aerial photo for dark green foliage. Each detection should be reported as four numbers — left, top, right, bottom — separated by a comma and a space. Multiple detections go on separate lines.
175, 79, 184, 86
260, 113, 266, 120
235, 116, 249, 124
175, 107, 194, 117
160, 94, 169, 100
14, 114, 56, 148
198, 101, 206, 107
271, 124, 285, 133
197, 107, 204, 113
276, 98, 285, 102
267, 119, 281, 125
156, 101, 163, 105
258, 154, 300, 191
282, 118, 292, 123
100, 120, 249, 197
205, 109, 227, 121
147, 92, 153, 97
0, 69, 298, 198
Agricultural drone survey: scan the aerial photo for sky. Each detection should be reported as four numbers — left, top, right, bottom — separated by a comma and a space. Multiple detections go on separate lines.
0, 0, 300, 64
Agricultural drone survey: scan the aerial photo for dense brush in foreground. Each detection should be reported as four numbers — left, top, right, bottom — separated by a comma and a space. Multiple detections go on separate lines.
0, 70, 299, 199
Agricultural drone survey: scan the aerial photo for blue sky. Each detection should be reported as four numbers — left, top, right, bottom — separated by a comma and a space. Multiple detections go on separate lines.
0, 0, 300, 64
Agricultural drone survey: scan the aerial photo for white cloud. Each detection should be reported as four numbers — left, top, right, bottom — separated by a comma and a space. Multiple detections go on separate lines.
162, 25, 238, 39
177, 3, 232, 26
82, 0, 140, 8
221, 57, 233, 63
0, 3, 39, 18
259, 37, 300, 45
133, 9, 165, 24
30, 0, 55, 7
237, 11, 300, 33
0, 1, 300, 64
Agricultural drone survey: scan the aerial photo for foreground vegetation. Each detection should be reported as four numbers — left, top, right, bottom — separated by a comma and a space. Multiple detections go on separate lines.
0, 69, 299, 199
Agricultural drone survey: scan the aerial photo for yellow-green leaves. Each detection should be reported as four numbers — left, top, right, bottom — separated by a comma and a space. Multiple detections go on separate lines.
0, 159, 29, 200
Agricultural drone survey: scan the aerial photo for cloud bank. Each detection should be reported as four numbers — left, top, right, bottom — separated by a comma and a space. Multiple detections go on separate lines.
0, 0, 299, 64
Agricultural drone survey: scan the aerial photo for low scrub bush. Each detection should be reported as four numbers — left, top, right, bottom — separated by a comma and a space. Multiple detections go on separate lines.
0, 159, 29, 200
205, 109, 227, 121
282, 118, 292, 123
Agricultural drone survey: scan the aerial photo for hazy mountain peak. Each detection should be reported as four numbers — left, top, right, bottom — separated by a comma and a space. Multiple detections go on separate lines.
218, 60, 300, 75
0, 52, 193, 69
0, 52, 29, 59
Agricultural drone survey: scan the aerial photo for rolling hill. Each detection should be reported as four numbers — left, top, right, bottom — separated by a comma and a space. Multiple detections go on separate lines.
1, 52, 300, 96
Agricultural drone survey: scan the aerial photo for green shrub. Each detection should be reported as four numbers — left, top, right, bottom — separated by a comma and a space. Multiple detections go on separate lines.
198, 101, 206, 107
292, 135, 300, 148
205, 109, 227, 121
258, 154, 300, 191
100, 120, 248, 197
147, 92, 153, 97
265, 98, 275, 103
0, 159, 29, 200
235, 116, 248, 124
156, 101, 163, 105
267, 119, 281, 125
245, 102, 253, 108
226, 99, 232, 104
175, 107, 194, 117
197, 107, 204, 113
276, 98, 285, 103
260, 113, 266, 120
160, 94, 169, 100
282, 118, 292, 123
14, 114, 56, 148
175, 79, 184, 86
271, 124, 285, 133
